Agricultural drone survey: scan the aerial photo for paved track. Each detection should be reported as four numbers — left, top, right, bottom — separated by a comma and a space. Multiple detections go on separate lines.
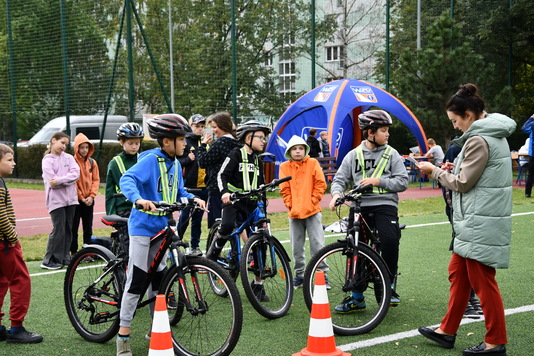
11, 186, 443, 237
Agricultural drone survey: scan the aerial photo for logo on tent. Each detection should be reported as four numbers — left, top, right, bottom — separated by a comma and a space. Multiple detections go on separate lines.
350, 86, 377, 103
314, 85, 338, 102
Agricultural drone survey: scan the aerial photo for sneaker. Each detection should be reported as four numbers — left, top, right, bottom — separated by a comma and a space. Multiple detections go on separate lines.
250, 281, 270, 302
463, 302, 481, 319
334, 296, 366, 313
189, 247, 203, 256
390, 290, 400, 306
116, 336, 132, 356
40, 261, 62, 270
0, 325, 6, 341
470, 297, 483, 315
324, 274, 331, 290
167, 291, 178, 309
293, 276, 304, 289
6, 327, 43, 344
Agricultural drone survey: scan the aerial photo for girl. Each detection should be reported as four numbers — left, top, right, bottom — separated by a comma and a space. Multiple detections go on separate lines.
40, 132, 80, 270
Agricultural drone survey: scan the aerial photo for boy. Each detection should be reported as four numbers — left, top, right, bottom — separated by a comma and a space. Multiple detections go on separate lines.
105, 122, 144, 217
0, 144, 43, 343
177, 114, 209, 255
279, 135, 327, 289
116, 114, 205, 356
329, 110, 408, 312
423, 138, 445, 166
206, 120, 270, 301
70, 133, 100, 255
306, 128, 321, 158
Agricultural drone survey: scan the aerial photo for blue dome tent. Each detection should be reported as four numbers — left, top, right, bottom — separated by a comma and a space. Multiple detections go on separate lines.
265, 79, 428, 177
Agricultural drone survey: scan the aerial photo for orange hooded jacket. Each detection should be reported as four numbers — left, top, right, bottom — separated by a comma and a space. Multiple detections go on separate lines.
73, 133, 100, 201
279, 135, 326, 220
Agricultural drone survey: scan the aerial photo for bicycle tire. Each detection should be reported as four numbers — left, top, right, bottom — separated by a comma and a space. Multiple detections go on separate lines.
303, 241, 391, 335
205, 220, 221, 253
240, 232, 293, 319
64, 246, 124, 343
160, 257, 243, 356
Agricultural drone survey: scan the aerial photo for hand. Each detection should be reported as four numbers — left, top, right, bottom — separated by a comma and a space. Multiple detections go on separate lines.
418, 161, 436, 175
202, 134, 213, 145
329, 194, 340, 211
188, 152, 195, 160
221, 192, 232, 205
135, 199, 156, 213
49, 178, 58, 187
441, 161, 455, 172
194, 197, 206, 210
360, 178, 379, 187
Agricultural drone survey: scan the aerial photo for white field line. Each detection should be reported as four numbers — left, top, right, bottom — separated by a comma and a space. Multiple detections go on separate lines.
17, 211, 106, 222
30, 211, 534, 352
338, 304, 534, 351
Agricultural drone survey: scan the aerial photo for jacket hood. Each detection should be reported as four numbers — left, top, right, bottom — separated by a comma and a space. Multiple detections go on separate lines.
73, 133, 94, 158
453, 113, 516, 148
284, 135, 310, 159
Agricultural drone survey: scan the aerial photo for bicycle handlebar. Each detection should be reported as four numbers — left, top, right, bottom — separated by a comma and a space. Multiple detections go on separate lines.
335, 184, 373, 206
230, 176, 292, 201
135, 198, 200, 214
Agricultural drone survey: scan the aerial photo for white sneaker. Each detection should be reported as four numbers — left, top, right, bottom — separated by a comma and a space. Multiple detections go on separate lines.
116, 337, 133, 356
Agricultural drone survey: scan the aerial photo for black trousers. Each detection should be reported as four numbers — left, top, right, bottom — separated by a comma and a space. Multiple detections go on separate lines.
70, 201, 94, 254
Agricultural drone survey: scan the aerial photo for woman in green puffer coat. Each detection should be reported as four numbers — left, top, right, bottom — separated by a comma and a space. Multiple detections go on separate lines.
417, 83, 514, 356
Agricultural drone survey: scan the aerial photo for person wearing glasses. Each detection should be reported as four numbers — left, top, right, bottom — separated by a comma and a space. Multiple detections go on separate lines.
206, 120, 271, 301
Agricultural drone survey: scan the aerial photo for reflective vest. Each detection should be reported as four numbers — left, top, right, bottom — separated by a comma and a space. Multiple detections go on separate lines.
113, 156, 127, 193
137, 155, 178, 216
355, 145, 392, 194
227, 147, 259, 195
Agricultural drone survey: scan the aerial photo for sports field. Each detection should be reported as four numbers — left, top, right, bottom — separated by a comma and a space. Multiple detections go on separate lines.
4, 201, 533, 355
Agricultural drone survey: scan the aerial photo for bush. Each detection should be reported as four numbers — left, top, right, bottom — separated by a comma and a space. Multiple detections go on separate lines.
14, 140, 160, 182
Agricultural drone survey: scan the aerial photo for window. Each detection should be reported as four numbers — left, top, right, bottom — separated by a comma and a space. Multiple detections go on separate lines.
278, 61, 295, 93
77, 127, 100, 140
264, 51, 273, 67
326, 46, 344, 62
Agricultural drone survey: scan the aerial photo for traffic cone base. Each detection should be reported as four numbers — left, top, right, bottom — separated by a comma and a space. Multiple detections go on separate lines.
148, 294, 174, 356
293, 271, 350, 356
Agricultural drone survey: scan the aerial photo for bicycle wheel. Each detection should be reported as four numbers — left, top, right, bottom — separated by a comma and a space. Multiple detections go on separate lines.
205, 219, 221, 252
240, 232, 293, 319
303, 241, 391, 335
64, 246, 124, 343
160, 257, 243, 356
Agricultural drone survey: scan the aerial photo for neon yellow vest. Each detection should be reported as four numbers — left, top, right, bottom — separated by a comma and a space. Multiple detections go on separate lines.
355, 145, 392, 194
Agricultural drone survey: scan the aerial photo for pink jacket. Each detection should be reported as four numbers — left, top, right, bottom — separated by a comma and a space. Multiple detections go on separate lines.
42, 151, 80, 213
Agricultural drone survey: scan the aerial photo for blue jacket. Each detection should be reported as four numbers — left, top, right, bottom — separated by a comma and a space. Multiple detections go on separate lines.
521, 117, 534, 156
120, 148, 194, 236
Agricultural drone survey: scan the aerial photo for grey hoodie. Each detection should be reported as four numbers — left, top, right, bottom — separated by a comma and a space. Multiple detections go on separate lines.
331, 142, 409, 207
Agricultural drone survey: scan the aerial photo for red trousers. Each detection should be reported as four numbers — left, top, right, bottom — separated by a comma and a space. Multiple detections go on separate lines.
0, 241, 31, 327
440, 253, 507, 345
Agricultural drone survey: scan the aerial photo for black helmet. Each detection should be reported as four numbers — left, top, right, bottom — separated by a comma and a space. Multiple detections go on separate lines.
147, 114, 191, 139
236, 120, 271, 141
117, 122, 144, 140
189, 114, 206, 125
358, 110, 393, 130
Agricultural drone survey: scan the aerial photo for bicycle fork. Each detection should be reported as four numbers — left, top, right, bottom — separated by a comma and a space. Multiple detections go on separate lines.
170, 246, 208, 315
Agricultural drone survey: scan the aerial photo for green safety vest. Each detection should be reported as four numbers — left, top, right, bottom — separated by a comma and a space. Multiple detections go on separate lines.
137, 155, 178, 216
355, 145, 392, 194
227, 147, 259, 196
113, 156, 127, 193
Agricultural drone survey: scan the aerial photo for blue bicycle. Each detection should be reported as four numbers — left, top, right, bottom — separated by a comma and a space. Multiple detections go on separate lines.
206, 177, 294, 319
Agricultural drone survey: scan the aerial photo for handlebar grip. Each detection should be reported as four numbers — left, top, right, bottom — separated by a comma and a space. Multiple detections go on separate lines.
356, 184, 374, 193
274, 176, 292, 185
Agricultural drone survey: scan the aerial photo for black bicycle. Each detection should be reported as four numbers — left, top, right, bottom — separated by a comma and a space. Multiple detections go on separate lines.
64, 199, 243, 356
205, 177, 294, 319
302, 184, 393, 335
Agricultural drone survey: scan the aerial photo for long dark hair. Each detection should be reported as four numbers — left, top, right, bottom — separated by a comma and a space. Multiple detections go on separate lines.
44, 132, 70, 156
208, 112, 236, 138
445, 83, 485, 118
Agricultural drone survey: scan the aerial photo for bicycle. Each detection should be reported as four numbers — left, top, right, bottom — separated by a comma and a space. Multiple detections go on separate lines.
64, 199, 243, 356
205, 177, 294, 319
302, 183, 393, 335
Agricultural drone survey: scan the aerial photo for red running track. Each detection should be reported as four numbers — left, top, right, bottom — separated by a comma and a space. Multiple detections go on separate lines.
10, 187, 443, 238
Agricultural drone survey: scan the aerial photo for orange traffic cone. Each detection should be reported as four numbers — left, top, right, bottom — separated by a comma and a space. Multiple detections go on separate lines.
148, 294, 174, 356
293, 271, 350, 356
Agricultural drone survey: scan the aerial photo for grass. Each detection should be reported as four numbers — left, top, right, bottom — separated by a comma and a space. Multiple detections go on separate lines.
6, 183, 534, 355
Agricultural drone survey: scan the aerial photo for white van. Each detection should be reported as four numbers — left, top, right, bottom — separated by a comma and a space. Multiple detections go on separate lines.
20, 115, 128, 146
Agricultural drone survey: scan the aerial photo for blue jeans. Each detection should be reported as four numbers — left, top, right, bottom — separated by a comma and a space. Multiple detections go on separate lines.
177, 188, 208, 249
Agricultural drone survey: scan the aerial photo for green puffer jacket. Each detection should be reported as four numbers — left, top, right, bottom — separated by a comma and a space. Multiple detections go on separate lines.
451, 113, 516, 269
